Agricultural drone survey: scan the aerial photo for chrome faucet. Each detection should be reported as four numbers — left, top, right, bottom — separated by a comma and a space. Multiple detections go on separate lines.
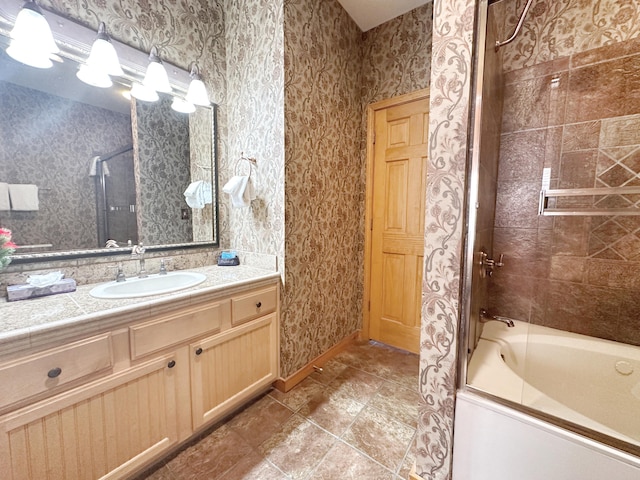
108, 262, 126, 282
131, 242, 147, 278
159, 258, 170, 275
479, 308, 515, 327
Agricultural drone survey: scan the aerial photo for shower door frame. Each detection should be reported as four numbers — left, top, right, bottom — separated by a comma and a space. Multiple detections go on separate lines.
457, 0, 640, 460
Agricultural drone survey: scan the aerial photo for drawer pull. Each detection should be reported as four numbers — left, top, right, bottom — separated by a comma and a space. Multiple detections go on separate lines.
195, 347, 203, 356
256, 301, 262, 308
47, 367, 62, 379
167, 360, 176, 369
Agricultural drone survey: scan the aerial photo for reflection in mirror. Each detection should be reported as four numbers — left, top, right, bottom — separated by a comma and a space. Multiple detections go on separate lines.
0, 9, 217, 260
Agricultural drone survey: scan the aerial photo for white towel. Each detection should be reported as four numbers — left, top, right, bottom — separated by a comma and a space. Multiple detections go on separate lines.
223, 175, 256, 208
8, 184, 39, 211
0, 183, 9, 211
184, 180, 212, 209
89, 156, 110, 176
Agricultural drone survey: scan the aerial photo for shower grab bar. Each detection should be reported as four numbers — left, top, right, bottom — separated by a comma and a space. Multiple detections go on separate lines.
496, 0, 533, 50
538, 186, 640, 216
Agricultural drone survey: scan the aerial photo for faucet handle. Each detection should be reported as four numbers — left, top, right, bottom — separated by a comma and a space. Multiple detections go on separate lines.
107, 262, 126, 282
159, 258, 171, 275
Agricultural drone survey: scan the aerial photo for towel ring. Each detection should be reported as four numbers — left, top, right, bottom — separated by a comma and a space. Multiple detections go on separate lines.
234, 153, 257, 179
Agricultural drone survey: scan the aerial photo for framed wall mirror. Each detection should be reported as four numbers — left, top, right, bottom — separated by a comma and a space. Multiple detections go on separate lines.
0, 0, 219, 263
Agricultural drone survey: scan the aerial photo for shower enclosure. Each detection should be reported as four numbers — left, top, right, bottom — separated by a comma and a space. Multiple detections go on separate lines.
93, 144, 137, 248
460, 0, 640, 461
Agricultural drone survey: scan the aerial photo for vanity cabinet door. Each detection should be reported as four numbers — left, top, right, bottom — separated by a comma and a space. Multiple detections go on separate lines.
0, 353, 181, 480
190, 312, 279, 429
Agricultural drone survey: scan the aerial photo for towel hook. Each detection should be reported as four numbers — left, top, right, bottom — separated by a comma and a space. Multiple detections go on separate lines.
234, 152, 257, 179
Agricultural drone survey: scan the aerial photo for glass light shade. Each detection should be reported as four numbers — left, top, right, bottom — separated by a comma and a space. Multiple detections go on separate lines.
171, 97, 195, 114
185, 77, 210, 106
86, 23, 123, 77
142, 47, 171, 93
7, 1, 59, 69
130, 82, 159, 102
6, 39, 52, 68
76, 64, 112, 88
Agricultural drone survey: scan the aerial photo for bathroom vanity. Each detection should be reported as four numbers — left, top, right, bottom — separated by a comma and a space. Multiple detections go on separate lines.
0, 265, 280, 479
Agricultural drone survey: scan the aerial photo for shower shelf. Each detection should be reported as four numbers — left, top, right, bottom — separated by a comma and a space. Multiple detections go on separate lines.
538, 186, 640, 216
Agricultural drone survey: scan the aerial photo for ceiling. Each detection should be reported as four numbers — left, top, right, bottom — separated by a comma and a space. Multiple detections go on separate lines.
337, 0, 431, 31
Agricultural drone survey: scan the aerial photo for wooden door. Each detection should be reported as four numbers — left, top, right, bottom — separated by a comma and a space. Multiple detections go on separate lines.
366, 92, 429, 354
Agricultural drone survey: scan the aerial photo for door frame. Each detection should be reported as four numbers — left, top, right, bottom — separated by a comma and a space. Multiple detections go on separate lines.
362, 87, 431, 342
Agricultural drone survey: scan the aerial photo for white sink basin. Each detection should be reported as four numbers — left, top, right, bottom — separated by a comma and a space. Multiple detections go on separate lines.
90, 271, 207, 299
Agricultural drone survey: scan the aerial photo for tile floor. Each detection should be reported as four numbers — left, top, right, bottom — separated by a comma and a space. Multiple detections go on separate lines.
140, 341, 420, 480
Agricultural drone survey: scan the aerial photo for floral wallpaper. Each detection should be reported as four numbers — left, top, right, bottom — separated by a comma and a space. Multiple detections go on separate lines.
499, 0, 640, 72
417, 0, 475, 478
282, 0, 363, 376
224, 0, 285, 260
0, 81, 131, 251
133, 97, 192, 245
361, 2, 433, 107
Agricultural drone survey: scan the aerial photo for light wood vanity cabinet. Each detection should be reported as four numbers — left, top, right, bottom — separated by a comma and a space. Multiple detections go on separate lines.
0, 279, 280, 480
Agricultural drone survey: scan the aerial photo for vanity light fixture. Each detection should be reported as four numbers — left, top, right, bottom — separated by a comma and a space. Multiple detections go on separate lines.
85, 22, 124, 77
76, 64, 112, 88
171, 97, 196, 114
130, 81, 159, 102
142, 46, 171, 93
6, 0, 59, 69
185, 63, 210, 106
76, 22, 123, 89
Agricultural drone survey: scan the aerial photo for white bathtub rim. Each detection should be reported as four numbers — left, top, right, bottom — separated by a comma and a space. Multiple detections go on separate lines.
467, 320, 639, 446
456, 389, 640, 471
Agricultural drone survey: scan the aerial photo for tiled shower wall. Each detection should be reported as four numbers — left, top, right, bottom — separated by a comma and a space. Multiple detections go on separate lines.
490, 35, 640, 345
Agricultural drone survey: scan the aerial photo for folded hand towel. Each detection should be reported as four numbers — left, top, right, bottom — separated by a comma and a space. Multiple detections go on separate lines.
0, 183, 9, 211
184, 181, 212, 208
8, 184, 39, 211
223, 175, 252, 208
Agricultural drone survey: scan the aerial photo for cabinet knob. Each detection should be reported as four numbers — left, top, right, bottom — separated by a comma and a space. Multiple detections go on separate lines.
167, 360, 176, 369
256, 301, 262, 308
47, 367, 62, 379
195, 347, 203, 356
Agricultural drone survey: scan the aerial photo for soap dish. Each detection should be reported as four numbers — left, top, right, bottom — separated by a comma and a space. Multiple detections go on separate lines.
217, 256, 240, 266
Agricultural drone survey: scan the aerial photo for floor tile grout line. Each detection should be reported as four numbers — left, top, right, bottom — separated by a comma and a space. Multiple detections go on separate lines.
151, 343, 418, 480
394, 430, 418, 477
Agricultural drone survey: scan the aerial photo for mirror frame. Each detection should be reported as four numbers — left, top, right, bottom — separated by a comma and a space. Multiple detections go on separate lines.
0, 0, 219, 264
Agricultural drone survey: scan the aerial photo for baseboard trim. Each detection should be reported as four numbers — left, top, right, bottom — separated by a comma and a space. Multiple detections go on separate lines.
273, 331, 360, 393
409, 462, 426, 480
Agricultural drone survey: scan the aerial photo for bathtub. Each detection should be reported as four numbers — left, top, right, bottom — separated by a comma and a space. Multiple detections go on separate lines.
467, 319, 640, 447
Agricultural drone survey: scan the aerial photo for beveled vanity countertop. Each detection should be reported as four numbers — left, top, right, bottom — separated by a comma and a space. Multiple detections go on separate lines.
0, 265, 280, 357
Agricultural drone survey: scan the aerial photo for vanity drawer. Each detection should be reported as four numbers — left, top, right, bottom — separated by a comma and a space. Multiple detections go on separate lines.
0, 333, 113, 410
130, 301, 224, 359
231, 286, 277, 326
